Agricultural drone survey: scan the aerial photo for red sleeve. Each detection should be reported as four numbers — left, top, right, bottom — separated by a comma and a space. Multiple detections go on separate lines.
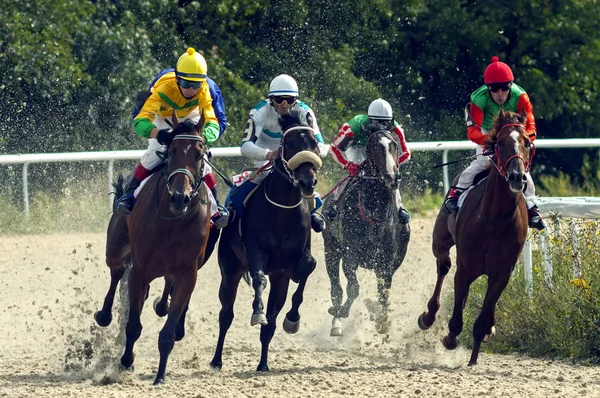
517, 93, 537, 141
392, 125, 411, 164
329, 123, 354, 167
467, 103, 487, 146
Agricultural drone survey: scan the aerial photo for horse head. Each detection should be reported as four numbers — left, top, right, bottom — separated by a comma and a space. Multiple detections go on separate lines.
165, 110, 207, 215
484, 109, 534, 193
276, 110, 322, 198
363, 129, 401, 191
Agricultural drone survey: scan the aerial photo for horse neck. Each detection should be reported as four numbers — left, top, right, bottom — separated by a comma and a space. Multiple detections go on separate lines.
265, 160, 303, 207
479, 168, 522, 220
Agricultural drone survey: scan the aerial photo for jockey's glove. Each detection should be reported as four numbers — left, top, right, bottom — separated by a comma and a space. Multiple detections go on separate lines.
156, 129, 174, 146
345, 162, 361, 177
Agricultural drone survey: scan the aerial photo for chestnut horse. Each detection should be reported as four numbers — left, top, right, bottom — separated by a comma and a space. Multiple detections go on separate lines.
418, 109, 533, 366
210, 112, 322, 372
95, 113, 211, 384
322, 129, 410, 336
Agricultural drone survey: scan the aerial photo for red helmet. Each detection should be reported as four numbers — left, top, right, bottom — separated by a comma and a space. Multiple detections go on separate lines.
483, 56, 514, 84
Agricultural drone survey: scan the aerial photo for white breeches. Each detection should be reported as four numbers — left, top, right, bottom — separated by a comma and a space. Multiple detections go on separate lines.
457, 146, 536, 209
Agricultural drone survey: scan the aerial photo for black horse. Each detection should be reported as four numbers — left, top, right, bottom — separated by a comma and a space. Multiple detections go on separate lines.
210, 111, 322, 372
322, 129, 411, 336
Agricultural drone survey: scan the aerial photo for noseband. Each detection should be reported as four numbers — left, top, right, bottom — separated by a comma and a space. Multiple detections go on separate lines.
274, 126, 322, 186
492, 124, 535, 180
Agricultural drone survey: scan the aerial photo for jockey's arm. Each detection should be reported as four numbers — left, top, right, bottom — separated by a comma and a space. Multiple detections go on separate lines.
466, 103, 487, 146
392, 123, 411, 165
207, 78, 228, 137
329, 123, 355, 167
133, 91, 163, 138
517, 93, 537, 141
240, 116, 271, 160
197, 98, 220, 145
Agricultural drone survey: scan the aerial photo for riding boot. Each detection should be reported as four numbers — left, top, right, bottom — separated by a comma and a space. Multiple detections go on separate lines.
398, 207, 411, 224
528, 205, 547, 231
443, 188, 464, 215
311, 212, 326, 233
115, 176, 142, 214
211, 205, 230, 229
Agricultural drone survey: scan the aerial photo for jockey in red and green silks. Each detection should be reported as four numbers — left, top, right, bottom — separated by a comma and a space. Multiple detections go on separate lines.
329, 98, 412, 224
445, 56, 545, 231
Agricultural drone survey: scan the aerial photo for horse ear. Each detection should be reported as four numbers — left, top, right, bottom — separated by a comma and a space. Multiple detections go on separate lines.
519, 107, 527, 124
172, 109, 179, 129
498, 108, 506, 120
196, 108, 206, 134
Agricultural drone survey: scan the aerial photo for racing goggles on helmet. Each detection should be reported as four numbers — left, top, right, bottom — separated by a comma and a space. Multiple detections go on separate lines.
488, 83, 511, 93
178, 78, 203, 90
271, 96, 297, 106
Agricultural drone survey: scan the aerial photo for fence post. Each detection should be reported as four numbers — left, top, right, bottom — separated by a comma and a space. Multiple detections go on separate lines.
539, 228, 553, 287
523, 237, 533, 296
108, 159, 114, 211
442, 149, 450, 193
22, 162, 29, 219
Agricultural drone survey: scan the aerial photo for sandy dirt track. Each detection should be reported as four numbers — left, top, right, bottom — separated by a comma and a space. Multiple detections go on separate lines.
0, 216, 598, 398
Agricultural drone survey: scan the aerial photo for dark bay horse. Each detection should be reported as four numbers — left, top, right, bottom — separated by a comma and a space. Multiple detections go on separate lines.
95, 113, 212, 384
210, 112, 322, 372
322, 130, 410, 336
418, 109, 533, 366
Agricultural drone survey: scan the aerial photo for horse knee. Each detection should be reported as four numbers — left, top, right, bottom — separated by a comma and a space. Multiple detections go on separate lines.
437, 257, 452, 276
251, 272, 267, 290
158, 329, 175, 355
294, 254, 316, 281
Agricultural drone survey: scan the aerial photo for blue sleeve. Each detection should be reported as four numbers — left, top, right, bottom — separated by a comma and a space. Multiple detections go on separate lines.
207, 78, 227, 137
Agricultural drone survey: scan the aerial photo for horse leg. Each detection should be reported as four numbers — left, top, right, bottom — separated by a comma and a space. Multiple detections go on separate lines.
374, 270, 393, 335
257, 273, 290, 372
202, 227, 220, 266
210, 270, 244, 371
120, 266, 147, 371
419, 214, 454, 330
469, 270, 511, 366
442, 266, 475, 350
153, 278, 172, 318
174, 300, 189, 342
338, 261, 359, 318
284, 250, 316, 334
95, 263, 126, 327
246, 247, 268, 326
154, 268, 198, 385
324, 236, 344, 319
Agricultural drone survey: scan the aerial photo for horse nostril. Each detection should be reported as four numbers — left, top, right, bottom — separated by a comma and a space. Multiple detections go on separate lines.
184, 195, 191, 205
313, 179, 318, 188
522, 175, 527, 182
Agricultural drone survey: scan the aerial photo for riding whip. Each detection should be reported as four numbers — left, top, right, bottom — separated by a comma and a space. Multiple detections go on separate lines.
433, 150, 494, 168
205, 157, 235, 188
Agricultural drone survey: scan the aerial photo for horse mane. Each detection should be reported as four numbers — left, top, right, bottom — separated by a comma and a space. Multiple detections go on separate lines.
278, 110, 308, 131
172, 120, 198, 136
483, 110, 527, 152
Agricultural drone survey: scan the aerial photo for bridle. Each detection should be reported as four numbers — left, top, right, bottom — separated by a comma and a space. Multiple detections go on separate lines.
157, 134, 207, 220
492, 124, 535, 180
360, 129, 400, 184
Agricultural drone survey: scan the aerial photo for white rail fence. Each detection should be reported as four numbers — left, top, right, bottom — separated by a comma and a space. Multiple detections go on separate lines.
1, 139, 600, 289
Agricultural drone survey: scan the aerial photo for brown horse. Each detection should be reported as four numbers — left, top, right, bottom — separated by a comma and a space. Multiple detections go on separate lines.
417, 109, 533, 366
95, 113, 211, 384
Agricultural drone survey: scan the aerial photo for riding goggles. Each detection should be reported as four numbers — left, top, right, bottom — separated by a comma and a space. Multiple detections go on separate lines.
271, 96, 297, 106
488, 83, 511, 93
178, 78, 203, 90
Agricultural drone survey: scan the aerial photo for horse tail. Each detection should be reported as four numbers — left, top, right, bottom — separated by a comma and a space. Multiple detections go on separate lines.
242, 271, 251, 286
112, 174, 126, 212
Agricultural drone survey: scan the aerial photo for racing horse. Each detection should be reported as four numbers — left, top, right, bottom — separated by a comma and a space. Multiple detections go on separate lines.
322, 129, 410, 336
210, 111, 322, 372
418, 109, 533, 366
95, 112, 212, 384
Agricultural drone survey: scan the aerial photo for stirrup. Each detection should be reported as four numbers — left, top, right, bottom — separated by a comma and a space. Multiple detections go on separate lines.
443, 197, 459, 215
211, 205, 230, 229
311, 212, 326, 233
399, 208, 411, 224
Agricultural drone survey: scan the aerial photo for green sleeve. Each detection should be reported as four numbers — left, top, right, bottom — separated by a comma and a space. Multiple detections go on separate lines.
133, 117, 155, 138
203, 121, 220, 144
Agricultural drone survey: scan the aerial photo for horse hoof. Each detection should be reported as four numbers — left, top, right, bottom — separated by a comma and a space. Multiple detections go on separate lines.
153, 297, 168, 317
484, 326, 496, 342
256, 363, 270, 372
417, 313, 431, 331
209, 360, 222, 372
442, 335, 459, 350
251, 313, 268, 326
330, 317, 343, 337
283, 316, 300, 334
94, 311, 112, 327
153, 377, 164, 385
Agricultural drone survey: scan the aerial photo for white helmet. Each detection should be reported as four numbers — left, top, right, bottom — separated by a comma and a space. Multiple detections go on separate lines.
268, 74, 299, 97
368, 98, 393, 120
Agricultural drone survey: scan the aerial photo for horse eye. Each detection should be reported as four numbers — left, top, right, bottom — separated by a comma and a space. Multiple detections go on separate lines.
524, 140, 531, 148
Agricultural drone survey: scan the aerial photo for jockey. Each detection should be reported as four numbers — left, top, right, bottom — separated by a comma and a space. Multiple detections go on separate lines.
328, 98, 412, 224
444, 56, 546, 231
224, 74, 329, 232
116, 48, 229, 227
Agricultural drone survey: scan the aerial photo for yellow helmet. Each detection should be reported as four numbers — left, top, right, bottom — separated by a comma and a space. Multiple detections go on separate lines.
175, 48, 207, 82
